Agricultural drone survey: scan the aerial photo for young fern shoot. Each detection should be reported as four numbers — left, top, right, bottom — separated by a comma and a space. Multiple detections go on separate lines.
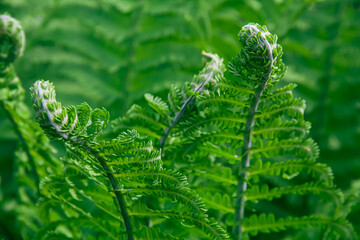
116, 23, 355, 239
31, 80, 228, 239
232, 23, 283, 239
32, 80, 134, 240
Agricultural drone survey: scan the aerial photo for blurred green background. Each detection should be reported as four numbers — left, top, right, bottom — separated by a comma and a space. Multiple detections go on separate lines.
1, 0, 359, 239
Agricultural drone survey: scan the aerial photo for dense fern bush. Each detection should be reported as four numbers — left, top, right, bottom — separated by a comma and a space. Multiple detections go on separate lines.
115, 24, 355, 239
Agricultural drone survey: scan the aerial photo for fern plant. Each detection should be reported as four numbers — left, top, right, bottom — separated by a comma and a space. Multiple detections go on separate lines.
1, 7, 358, 240
0, 14, 61, 239
1, 13, 228, 240
114, 23, 355, 239
30, 79, 228, 239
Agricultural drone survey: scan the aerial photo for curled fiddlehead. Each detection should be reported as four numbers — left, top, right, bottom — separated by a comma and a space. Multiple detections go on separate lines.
31, 80, 109, 141
229, 23, 285, 85
0, 15, 25, 64
232, 24, 286, 238
0, 14, 26, 101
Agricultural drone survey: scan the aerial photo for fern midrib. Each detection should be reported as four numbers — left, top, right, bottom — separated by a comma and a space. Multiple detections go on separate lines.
234, 79, 269, 238
159, 52, 220, 156
76, 141, 134, 240
234, 30, 276, 239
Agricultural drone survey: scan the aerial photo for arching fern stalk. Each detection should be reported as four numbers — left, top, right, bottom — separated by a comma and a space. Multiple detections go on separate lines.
115, 23, 355, 239
231, 22, 283, 239
31, 80, 229, 239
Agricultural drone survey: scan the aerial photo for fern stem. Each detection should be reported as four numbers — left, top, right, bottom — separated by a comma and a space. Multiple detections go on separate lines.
78, 142, 134, 240
233, 26, 275, 238
160, 52, 218, 156
159, 93, 195, 156
234, 80, 268, 239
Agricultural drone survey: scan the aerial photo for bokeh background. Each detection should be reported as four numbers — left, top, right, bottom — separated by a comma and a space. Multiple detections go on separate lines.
1, 0, 359, 238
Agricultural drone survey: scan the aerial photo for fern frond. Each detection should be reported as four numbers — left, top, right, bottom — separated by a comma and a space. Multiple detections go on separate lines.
200, 192, 233, 214
192, 165, 237, 186
129, 185, 206, 214
243, 214, 355, 239
251, 138, 319, 159
253, 118, 310, 138
113, 21, 351, 239
144, 93, 170, 120
133, 227, 181, 240
248, 159, 334, 184
31, 80, 225, 239
245, 182, 343, 203
114, 168, 188, 187
196, 93, 249, 109
179, 112, 246, 136
130, 207, 229, 240
261, 83, 296, 102
31, 80, 109, 141
0, 15, 25, 64
0, 14, 63, 239
255, 98, 306, 120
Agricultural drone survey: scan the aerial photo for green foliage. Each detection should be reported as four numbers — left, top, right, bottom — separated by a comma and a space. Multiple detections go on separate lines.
116, 23, 355, 239
0, 14, 61, 239
1, 1, 360, 240
30, 79, 228, 239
